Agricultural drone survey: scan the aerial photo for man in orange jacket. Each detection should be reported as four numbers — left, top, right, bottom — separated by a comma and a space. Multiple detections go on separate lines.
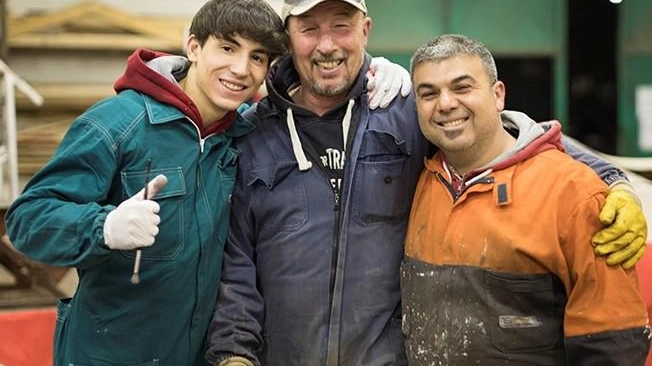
403, 33, 650, 366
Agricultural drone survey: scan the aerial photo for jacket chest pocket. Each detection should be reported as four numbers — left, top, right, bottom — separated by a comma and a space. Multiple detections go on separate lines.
120, 167, 187, 261
246, 161, 308, 232
352, 129, 411, 225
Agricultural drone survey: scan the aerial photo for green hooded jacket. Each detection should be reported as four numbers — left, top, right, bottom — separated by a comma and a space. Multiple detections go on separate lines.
5, 81, 252, 365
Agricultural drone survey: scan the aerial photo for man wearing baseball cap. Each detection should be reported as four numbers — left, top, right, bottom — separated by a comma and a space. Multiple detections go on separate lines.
205, 1, 648, 366
205, 1, 422, 365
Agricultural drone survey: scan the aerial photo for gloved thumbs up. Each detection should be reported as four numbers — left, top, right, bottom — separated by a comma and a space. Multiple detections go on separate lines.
142, 174, 168, 200
103, 174, 168, 250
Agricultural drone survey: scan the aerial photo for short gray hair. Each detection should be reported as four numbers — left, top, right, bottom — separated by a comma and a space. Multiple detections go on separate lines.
410, 34, 498, 84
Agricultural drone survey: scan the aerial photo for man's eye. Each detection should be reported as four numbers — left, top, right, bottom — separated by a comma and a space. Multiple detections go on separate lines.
252, 54, 268, 65
455, 85, 471, 92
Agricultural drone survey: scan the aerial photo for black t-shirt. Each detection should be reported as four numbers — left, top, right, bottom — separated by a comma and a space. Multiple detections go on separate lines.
294, 103, 361, 196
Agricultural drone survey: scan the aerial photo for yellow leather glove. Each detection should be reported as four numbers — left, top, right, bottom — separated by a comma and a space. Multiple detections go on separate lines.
592, 182, 648, 269
218, 356, 254, 366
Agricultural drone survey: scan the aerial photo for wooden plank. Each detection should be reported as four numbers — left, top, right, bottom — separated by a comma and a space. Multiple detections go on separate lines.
10, 32, 182, 51
17, 118, 71, 174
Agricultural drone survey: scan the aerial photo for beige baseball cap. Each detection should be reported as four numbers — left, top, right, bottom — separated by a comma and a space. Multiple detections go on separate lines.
282, 0, 367, 23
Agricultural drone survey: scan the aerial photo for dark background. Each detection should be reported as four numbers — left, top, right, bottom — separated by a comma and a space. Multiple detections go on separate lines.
497, 0, 618, 154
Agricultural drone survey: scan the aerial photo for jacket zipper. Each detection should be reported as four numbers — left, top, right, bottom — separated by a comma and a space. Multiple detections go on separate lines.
187, 117, 211, 359
329, 187, 341, 299
189, 117, 216, 187
436, 172, 494, 202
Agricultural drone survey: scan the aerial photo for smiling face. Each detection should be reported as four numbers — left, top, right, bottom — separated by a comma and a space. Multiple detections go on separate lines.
285, 1, 371, 102
413, 54, 507, 167
183, 33, 270, 123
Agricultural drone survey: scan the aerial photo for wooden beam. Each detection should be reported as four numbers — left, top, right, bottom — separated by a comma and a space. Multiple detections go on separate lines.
9, 32, 182, 51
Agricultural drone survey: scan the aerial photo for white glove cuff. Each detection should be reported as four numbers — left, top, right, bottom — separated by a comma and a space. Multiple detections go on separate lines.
103, 209, 117, 249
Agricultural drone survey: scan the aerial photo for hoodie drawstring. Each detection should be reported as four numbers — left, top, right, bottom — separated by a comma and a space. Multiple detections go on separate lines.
286, 99, 355, 172
342, 99, 354, 151
287, 108, 313, 171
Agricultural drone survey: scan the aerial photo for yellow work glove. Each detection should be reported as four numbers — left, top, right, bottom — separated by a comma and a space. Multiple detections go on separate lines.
218, 356, 254, 366
592, 182, 648, 269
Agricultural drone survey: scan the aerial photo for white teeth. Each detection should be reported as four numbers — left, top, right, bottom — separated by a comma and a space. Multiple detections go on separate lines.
317, 60, 340, 69
438, 118, 465, 127
222, 81, 245, 91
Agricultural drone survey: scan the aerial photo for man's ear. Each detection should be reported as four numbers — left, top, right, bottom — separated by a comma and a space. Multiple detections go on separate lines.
362, 17, 372, 47
494, 80, 506, 112
186, 35, 200, 62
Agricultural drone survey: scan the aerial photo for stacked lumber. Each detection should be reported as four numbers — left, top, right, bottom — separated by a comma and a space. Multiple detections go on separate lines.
6, 1, 189, 176
16, 83, 113, 112
15, 83, 113, 175
17, 115, 74, 175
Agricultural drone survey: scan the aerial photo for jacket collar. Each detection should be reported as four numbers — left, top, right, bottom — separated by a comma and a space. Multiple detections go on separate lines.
141, 92, 255, 138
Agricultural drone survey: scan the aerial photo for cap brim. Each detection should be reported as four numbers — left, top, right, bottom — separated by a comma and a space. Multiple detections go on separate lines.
287, 0, 366, 17
288, 0, 326, 16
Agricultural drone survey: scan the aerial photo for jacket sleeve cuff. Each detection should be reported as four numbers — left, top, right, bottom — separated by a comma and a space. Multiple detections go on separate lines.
603, 171, 630, 187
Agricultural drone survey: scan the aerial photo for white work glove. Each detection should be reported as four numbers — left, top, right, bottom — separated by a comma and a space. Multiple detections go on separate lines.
218, 356, 254, 366
366, 56, 412, 110
103, 174, 168, 250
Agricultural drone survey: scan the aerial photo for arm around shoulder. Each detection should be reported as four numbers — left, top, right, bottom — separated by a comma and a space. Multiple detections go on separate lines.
560, 135, 648, 268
